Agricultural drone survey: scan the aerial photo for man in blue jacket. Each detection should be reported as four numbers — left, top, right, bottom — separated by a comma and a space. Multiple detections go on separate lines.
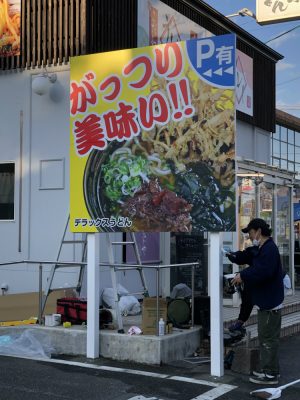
231, 218, 284, 385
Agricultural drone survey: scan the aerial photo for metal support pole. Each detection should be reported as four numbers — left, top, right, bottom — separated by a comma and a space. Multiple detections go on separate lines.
209, 232, 224, 377
156, 266, 160, 336
38, 263, 43, 325
191, 264, 195, 327
87, 233, 100, 358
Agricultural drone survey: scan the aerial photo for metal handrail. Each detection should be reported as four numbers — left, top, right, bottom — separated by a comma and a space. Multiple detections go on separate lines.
0, 259, 199, 334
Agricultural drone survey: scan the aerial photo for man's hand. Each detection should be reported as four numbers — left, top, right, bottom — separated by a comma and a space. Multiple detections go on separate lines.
231, 273, 242, 285
226, 252, 236, 263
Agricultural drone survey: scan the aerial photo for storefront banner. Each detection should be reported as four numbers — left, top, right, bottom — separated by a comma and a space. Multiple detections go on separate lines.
70, 34, 236, 233
236, 51, 253, 116
138, 0, 253, 117
257, 0, 300, 25
0, 0, 21, 57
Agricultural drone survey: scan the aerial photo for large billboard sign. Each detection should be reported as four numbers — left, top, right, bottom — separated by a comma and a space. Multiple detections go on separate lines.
70, 35, 236, 233
256, 0, 300, 24
0, 0, 21, 57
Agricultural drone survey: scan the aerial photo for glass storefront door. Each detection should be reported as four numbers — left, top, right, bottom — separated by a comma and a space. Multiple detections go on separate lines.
237, 175, 292, 287
259, 182, 273, 229
276, 185, 291, 275
239, 177, 256, 250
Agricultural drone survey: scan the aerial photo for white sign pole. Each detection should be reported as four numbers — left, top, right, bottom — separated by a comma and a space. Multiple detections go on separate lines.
86, 233, 100, 358
209, 232, 224, 377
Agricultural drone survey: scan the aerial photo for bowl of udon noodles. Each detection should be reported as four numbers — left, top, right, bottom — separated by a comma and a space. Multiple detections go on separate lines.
83, 73, 236, 233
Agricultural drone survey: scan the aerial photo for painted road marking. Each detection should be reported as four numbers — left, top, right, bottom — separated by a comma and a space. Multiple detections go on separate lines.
0, 354, 237, 399
190, 385, 238, 399
128, 397, 160, 400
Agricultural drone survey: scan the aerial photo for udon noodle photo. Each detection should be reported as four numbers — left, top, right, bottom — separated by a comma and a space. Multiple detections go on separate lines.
0, 0, 20, 57
83, 68, 236, 233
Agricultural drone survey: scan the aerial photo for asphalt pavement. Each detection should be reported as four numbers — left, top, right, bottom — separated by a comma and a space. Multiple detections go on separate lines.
0, 334, 300, 400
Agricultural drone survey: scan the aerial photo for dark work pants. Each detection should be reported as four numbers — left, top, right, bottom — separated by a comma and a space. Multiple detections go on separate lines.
238, 284, 253, 323
257, 309, 281, 375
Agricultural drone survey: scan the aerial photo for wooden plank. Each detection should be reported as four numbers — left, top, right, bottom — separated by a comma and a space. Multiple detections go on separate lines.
64, 0, 69, 63
26, 0, 31, 68
48, 0, 53, 66
20, 0, 26, 68
75, 0, 80, 55
70, 0, 74, 57
42, 0, 47, 66
53, 0, 58, 65
37, 0, 42, 67
32, 0, 36, 67
80, 0, 86, 55
59, 0, 63, 63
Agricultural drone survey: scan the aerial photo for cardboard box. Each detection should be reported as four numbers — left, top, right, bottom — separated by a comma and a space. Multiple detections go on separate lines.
142, 297, 168, 335
0, 291, 65, 322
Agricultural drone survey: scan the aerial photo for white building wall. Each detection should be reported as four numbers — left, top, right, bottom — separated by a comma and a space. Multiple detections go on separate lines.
236, 120, 271, 163
0, 67, 76, 293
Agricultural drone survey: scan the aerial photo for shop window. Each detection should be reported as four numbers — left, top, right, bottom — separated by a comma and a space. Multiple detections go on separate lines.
281, 159, 287, 169
274, 125, 280, 140
295, 147, 300, 164
295, 131, 300, 147
288, 162, 295, 172
280, 141, 287, 160
281, 127, 287, 142
295, 163, 300, 173
260, 182, 273, 228
239, 177, 256, 249
288, 144, 295, 162
288, 129, 295, 145
272, 139, 280, 158
277, 185, 290, 274
0, 163, 15, 220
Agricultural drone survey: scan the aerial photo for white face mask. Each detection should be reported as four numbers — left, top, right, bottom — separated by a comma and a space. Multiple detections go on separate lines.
252, 232, 261, 247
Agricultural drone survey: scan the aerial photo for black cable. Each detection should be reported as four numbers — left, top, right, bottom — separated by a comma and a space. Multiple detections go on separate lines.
277, 75, 300, 86
265, 24, 300, 44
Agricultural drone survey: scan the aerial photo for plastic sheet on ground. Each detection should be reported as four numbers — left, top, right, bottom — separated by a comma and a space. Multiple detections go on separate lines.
102, 284, 141, 316
0, 330, 53, 359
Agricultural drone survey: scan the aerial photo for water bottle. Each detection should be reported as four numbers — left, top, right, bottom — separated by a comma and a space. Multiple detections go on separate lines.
159, 318, 165, 336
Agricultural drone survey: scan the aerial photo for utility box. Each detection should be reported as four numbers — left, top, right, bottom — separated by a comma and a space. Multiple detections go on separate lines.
142, 297, 168, 335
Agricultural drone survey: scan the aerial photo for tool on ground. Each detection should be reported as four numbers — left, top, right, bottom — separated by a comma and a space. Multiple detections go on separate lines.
0, 318, 37, 327
250, 378, 300, 399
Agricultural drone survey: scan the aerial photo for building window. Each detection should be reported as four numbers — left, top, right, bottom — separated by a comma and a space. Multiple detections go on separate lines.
271, 124, 300, 173
0, 163, 15, 220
